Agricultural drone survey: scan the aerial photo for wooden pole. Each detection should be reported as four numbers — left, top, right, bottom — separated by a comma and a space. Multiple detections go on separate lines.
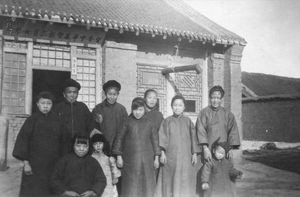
161, 64, 201, 75
0, 115, 9, 171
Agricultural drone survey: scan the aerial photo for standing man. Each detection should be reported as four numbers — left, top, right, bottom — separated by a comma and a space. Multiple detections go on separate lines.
54, 78, 94, 154
196, 85, 240, 161
92, 80, 128, 151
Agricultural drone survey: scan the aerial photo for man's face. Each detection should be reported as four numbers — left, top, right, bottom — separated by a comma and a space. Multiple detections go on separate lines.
37, 98, 53, 114
64, 87, 79, 103
105, 88, 119, 104
74, 143, 89, 157
210, 91, 222, 108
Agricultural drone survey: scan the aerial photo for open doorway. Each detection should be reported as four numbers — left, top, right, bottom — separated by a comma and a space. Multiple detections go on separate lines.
32, 69, 70, 113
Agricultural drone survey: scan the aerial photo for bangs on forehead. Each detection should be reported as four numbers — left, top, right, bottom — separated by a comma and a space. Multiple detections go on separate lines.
75, 138, 89, 145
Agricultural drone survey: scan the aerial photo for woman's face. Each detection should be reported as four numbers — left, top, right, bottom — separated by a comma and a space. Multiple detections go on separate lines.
74, 143, 89, 157
133, 106, 145, 119
210, 91, 222, 108
106, 88, 119, 104
172, 99, 185, 115
145, 91, 158, 108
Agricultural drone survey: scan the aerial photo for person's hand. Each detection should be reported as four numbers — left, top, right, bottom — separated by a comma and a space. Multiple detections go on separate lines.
160, 151, 167, 164
95, 114, 103, 124
23, 161, 33, 175
62, 191, 80, 197
203, 146, 212, 162
117, 156, 123, 168
112, 178, 119, 185
202, 183, 209, 190
226, 149, 233, 159
154, 156, 159, 169
191, 153, 197, 165
80, 190, 96, 197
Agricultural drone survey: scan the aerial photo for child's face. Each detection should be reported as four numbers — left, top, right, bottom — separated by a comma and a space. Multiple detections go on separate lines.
133, 106, 145, 119
210, 91, 222, 108
37, 98, 53, 114
213, 146, 225, 160
93, 142, 104, 153
145, 91, 158, 108
64, 87, 79, 103
106, 88, 119, 104
74, 143, 89, 157
172, 99, 185, 115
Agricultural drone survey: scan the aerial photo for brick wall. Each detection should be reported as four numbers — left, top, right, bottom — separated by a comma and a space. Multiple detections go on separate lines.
102, 41, 137, 112
243, 99, 300, 142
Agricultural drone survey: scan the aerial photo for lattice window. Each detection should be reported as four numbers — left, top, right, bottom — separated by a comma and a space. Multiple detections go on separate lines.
2, 53, 26, 114
76, 58, 96, 110
33, 44, 71, 68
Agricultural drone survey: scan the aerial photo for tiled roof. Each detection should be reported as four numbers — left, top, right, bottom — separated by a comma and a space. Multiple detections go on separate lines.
0, 0, 246, 46
242, 72, 300, 97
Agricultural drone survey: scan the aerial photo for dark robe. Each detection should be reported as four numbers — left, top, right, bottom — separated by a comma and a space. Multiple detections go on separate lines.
54, 99, 94, 154
145, 109, 164, 131
201, 158, 236, 197
155, 114, 200, 197
112, 115, 160, 197
51, 153, 107, 196
92, 100, 128, 149
196, 106, 240, 149
12, 111, 63, 197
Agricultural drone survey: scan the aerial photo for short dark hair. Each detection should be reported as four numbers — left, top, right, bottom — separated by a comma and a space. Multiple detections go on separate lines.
35, 91, 55, 103
209, 85, 225, 98
90, 134, 110, 155
171, 94, 186, 107
131, 97, 145, 111
73, 135, 89, 146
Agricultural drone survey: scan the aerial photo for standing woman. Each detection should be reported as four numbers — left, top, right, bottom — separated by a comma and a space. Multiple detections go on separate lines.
144, 89, 164, 133
112, 97, 160, 197
155, 94, 200, 197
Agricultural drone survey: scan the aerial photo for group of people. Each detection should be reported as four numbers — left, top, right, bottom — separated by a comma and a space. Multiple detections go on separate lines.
13, 78, 242, 197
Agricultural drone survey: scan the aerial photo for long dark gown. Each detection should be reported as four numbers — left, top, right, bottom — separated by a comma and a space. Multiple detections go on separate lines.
92, 99, 128, 149
155, 114, 200, 197
54, 99, 94, 154
12, 111, 63, 197
196, 106, 240, 149
112, 115, 160, 197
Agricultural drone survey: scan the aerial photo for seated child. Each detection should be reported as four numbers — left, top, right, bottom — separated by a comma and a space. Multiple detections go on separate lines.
201, 138, 243, 197
91, 134, 121, 197
51, 135, 107, 197
12, 91, 63, 197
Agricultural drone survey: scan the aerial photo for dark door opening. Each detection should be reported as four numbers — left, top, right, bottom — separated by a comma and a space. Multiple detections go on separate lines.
32, 69, 70, 113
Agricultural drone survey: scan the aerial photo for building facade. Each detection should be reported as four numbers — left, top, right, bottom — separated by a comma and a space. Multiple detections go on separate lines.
0, 0, 246, 162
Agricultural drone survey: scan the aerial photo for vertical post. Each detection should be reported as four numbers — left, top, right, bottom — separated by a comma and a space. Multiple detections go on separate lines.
25, 41, 33, 115
95, 47, 102, 104
0, 115, 9, 171
201, 51, 208, 109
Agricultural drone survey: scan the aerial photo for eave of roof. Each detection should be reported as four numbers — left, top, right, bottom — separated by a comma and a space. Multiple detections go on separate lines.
0, 0, 246, 46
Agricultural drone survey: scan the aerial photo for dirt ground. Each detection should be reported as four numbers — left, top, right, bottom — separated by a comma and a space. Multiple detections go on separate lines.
1, 149, 300, 197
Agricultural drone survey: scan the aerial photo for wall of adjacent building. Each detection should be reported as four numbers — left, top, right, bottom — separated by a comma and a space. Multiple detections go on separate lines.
243, 99, 300, 142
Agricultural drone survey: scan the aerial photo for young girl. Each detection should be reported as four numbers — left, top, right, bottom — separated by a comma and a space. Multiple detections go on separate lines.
112, 97, 160, 197
201, 138, 243, 197
13, 91, 63, 197
144, 89, 164, 131
51, 135, 107, 197
91, 134, 121, 197
155, 94, 200, 197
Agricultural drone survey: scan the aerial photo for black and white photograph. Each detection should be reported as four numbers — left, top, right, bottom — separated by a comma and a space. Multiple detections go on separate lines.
0, 0, 299, 196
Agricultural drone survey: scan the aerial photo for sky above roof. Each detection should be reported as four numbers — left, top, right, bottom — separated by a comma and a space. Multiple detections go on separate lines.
185, 0, 300, 78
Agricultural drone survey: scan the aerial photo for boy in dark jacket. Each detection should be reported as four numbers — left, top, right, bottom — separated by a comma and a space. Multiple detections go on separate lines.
51, 135, 106, 197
